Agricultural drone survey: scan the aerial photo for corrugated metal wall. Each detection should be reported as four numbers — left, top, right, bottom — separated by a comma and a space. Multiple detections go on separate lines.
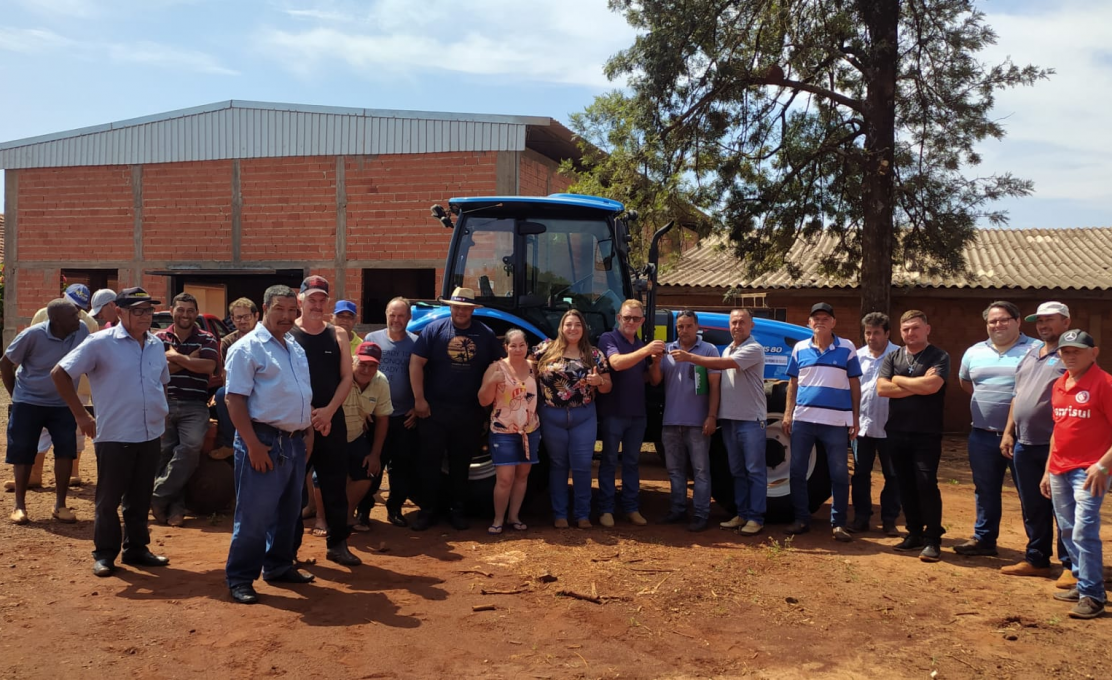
0, 106, 530, 168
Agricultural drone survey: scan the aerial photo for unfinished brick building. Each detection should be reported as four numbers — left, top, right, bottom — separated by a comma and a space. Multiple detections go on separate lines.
0, 100, 576, 344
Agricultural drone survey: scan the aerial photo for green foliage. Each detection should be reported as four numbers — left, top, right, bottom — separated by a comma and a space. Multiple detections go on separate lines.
587, 0, 1049, 305
560, 91, 718, 267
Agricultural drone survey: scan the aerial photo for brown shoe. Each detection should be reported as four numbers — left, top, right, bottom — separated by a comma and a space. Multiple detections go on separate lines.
1000, 561, 1052, 578
1057, 569, 1078, 589
627, 511, 648, 526
577, 518, 592, 529
554, 518, 569, 529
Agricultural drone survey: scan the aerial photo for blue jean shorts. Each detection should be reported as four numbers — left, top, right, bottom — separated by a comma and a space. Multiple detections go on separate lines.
490, 430, 541, 466
6, 402, 77, 464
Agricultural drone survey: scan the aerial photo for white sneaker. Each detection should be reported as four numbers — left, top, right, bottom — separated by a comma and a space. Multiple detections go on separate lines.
720, 515, 744, 529
738, 520, 763, 536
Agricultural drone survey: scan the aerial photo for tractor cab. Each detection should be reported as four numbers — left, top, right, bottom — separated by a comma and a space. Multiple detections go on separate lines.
412, 194, 637, 343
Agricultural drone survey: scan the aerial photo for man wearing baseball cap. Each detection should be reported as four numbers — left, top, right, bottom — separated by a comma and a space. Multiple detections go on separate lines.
51, 287, 171, 577
999, 302, 1073, 585
409, 287, 502, 531
289, 275, 360, 567
340, 342, 393, 533
1041, 329, 1112, 619
90, 289, 119, 328
5, 289, 101, 492
332, 300, 363, 356
783, 302, 862, 542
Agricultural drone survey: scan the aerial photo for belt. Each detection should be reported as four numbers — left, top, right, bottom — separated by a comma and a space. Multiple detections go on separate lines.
252, 422, 306, 439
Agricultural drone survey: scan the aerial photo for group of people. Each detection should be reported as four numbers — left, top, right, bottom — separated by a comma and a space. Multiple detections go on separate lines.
3, 281, 1109, 619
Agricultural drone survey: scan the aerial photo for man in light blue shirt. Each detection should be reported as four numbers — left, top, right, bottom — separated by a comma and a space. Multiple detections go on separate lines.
849, 312, 901, 536
657, 311, 721, 531
53, 288, 170, 578
954, 301, 1034, 557
223, 285, 315, 605
2, 299, 88, 526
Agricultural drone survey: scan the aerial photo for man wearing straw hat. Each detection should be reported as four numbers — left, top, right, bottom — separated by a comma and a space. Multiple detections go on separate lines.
409, 287, 502, 531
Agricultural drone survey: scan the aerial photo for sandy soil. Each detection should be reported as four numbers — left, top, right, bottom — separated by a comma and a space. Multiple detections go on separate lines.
1, 433, 1110, 679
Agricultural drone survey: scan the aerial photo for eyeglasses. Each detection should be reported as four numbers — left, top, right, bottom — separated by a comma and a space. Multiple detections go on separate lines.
128, 307, 154, 317
620, 315, 644, 323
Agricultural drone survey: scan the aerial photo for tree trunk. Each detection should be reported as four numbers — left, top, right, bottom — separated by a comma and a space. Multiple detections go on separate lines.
857, 0, 899, 319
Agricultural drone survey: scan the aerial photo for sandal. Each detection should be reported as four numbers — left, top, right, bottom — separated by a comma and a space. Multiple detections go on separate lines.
52, 507, 77, 523
349, 523, 372, 533
310, 527, 328, 537
509, 521, 528, 531
10, 508, 29, 525
487, 525, 504, 535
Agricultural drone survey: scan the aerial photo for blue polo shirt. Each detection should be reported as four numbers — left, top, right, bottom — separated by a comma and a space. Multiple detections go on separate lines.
4, 321, 89, 407
786, 334, 862, 427
660, 338, 720, 427
959, 334, 1034, 432
57, 324, 169, 443
224, 324, 313, 433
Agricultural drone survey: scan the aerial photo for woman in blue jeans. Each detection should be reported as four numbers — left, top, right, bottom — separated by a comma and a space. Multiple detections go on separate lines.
533, 310, 611, 528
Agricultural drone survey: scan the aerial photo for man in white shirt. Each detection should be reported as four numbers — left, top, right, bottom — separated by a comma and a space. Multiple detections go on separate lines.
849, 312, 901, 536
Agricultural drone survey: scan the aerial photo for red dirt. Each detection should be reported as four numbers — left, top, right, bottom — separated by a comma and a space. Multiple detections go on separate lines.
1, 437, 1110, 679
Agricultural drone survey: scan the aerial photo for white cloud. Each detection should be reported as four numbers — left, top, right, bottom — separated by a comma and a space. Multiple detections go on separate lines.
0, 25, 237, 76
260, 0, 635, 87
977, 2, 1112, 204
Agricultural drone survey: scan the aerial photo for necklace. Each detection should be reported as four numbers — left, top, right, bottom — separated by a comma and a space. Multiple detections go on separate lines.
904, 346, 922, 376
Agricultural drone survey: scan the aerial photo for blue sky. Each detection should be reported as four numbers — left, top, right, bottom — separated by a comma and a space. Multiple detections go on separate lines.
1, 0, 1107, 230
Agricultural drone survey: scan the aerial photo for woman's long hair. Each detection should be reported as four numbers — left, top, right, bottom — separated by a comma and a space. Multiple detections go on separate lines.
538, 309, 595, 367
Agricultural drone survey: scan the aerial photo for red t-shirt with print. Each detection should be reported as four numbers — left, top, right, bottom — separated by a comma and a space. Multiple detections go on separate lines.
1050, 364, 1112, 473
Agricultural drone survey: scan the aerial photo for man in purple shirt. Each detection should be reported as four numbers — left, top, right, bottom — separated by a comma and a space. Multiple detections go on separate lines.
596, 299, 663, 527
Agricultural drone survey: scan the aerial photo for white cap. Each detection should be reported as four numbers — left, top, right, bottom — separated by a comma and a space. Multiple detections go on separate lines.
90, 289, 117, 316
1024, 301, 1070, 322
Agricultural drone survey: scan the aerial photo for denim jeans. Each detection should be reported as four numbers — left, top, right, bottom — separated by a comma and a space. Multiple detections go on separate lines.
968, 428, 1012, 545
225, 424, 306, 588
1050, 468, 1107, 602
1012, 443, 1070, 569
153, 399, 211, 516
789, 420, 850, 526
722, 419, 767, 523
889, 431, 945, 541
599, 415, 647, 514
214, 386, 235, 448
661, 425, 711, 519
851, 436, 901, 524
540, 403, 596, 521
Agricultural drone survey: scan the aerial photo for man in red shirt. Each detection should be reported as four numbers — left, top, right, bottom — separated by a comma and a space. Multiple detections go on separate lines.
1040, 330, 1112, 619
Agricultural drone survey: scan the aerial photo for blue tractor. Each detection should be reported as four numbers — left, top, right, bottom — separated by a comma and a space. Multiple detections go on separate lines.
410, 194, 831, 522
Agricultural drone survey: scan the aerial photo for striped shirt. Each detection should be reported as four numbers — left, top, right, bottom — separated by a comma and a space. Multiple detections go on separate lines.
786, 334, 862, 427
156, 326, 219, 401
959, 334, 1034, 431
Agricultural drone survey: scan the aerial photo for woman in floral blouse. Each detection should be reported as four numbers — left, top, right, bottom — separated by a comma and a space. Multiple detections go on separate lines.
533, 310, 611, 528
478, 329, 540, 535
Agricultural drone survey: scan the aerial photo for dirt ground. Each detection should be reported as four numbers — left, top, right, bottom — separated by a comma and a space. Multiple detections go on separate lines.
1, 432, 1111, 680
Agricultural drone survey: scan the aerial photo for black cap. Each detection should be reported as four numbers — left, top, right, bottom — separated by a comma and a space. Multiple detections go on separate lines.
1058, 329, 1096, 350
810, 302, 835, 318
115, 287, 161, 309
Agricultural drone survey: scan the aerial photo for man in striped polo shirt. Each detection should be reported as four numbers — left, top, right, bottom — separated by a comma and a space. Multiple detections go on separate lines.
955, 301, 1034, 557
783, 303, 862, 541
152, 292, 220, 527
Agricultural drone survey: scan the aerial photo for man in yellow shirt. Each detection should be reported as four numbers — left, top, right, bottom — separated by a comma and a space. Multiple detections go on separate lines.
4, 285, 98, 491
342, 342, 393, 532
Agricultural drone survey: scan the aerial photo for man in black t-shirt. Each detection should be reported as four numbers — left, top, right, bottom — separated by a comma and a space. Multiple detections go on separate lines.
409, 287, 502, 531
878, 310, 951, 563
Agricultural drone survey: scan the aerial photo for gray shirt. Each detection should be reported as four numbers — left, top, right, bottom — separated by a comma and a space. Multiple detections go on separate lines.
5, 321, 89, 407
857, 341, 899, 438
1012, 341, 1066, 446
718, 335, 767, 422
366, 329, 418, 415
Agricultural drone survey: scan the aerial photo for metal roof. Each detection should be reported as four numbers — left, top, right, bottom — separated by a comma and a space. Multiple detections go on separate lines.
449, 193, 624, 214
660, 227, 1112, 291
0, 100, 580, 169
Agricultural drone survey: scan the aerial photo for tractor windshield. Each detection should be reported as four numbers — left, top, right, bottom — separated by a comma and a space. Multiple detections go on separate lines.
449, 215, 627, 341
